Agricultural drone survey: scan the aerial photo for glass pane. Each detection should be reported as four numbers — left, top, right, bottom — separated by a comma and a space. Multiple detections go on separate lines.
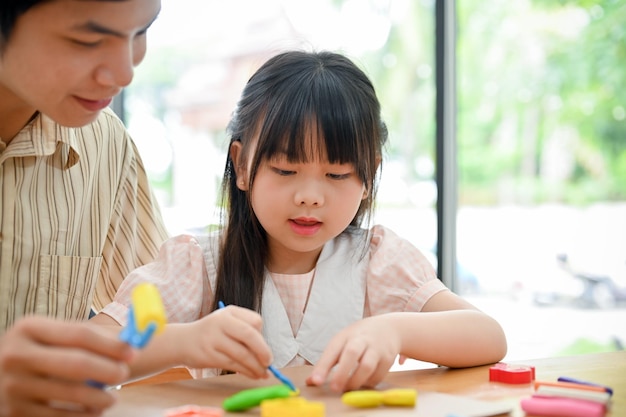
458, 0, 626, 360
127, 0, 437, 259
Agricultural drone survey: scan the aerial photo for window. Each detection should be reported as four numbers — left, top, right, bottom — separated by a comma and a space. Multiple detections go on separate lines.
126, 0, 625, 364
457, 0, 626, 359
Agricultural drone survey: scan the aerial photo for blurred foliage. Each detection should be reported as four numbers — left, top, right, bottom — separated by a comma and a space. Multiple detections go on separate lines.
556, 336, 623, 356
457, 0, 626, 205
331, 0, 625, 206
129, 0, 625, 207
358, 1, 436, 179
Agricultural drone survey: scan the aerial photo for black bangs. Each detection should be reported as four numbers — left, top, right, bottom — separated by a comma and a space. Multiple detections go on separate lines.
250, 54, 378, 183
228, 50, 386, 193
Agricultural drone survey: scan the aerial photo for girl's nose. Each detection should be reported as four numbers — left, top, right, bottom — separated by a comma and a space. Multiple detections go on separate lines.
294, 182, 325, 207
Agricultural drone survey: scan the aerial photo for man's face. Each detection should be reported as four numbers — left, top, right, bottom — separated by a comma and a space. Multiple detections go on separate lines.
0, 0, 161, 127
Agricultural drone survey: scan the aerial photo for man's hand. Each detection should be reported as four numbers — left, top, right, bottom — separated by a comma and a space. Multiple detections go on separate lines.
0, 316, 134, 417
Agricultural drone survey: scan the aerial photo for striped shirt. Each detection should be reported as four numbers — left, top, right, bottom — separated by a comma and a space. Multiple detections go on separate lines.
0, 108, 169, 333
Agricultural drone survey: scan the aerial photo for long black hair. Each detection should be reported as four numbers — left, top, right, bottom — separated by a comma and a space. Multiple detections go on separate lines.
213, 50, 388, 312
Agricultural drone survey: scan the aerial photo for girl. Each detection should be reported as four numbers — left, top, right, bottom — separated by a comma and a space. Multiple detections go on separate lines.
92, 50, 507, 392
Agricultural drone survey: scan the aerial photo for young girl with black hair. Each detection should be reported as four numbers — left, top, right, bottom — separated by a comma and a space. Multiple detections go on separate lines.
93, 50, 507, 392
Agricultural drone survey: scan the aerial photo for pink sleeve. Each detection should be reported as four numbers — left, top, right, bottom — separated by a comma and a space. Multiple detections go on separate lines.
99, 234, 212, 325
366, 225, 448, 316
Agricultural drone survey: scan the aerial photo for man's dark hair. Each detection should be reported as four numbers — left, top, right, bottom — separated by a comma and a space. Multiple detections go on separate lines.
0, 0, 47, 43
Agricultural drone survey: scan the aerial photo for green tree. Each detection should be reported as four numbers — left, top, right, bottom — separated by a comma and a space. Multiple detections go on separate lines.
457, 0, 626, 204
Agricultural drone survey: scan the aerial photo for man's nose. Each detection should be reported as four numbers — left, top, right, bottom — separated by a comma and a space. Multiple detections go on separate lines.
94, 45, 135, 88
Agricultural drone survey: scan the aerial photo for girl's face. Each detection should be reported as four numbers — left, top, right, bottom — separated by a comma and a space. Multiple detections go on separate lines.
232, 131, 367, 274
0, 0, 160, 130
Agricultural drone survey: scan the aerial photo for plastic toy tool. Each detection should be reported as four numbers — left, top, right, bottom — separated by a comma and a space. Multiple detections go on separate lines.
489, 362, 535, 384
341, 388, 417, 408
521, 396, 606, 417
519, 376, 613, 417
557, 376, 613, 396
119, 282, 167, 348
87, 283, 166, 389
222, 384, 299, 412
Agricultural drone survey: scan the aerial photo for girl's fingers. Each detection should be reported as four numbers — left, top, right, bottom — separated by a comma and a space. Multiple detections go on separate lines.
206, 349, 262, 378
218, 310, 272, 366
224, 306, 264, 331
214, 338, 269, 378
343, 349, 388, 392
194, 308, 271, 377
308, 329, 396, 392
329, 341, 368, 392
310, 336, 368, 392
306, 336, 345, 387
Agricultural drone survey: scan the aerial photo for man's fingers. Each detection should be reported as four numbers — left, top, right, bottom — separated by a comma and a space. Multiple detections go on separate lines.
25, 318, 133, 361
3, 373, 116, 417
6, 401, 103, 417
5, 318, 132, 385
29, 347, 131, 385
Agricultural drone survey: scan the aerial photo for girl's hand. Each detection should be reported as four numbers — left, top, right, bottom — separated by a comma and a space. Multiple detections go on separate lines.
305, 315, 401, 392
0, 317, 134, 417
181, 306, 272, 379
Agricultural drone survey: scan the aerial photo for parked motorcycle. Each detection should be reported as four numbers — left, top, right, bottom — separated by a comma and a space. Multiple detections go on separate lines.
533, 253, 626, 309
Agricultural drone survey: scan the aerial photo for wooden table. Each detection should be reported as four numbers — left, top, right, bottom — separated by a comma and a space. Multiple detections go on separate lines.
104, 351, 624, 416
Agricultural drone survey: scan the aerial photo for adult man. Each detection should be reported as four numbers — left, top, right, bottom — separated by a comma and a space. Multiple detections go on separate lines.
0, 0, 167, 414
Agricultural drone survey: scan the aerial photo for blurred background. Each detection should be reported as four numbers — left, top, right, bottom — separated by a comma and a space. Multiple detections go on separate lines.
120, 0, 626, 364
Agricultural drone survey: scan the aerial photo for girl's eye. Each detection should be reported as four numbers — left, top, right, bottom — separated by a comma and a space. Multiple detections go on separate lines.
327, 173, 351, 180
272, 167, 295, 176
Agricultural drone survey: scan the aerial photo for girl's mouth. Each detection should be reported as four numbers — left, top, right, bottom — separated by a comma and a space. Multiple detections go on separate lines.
289, 219, 322, 236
